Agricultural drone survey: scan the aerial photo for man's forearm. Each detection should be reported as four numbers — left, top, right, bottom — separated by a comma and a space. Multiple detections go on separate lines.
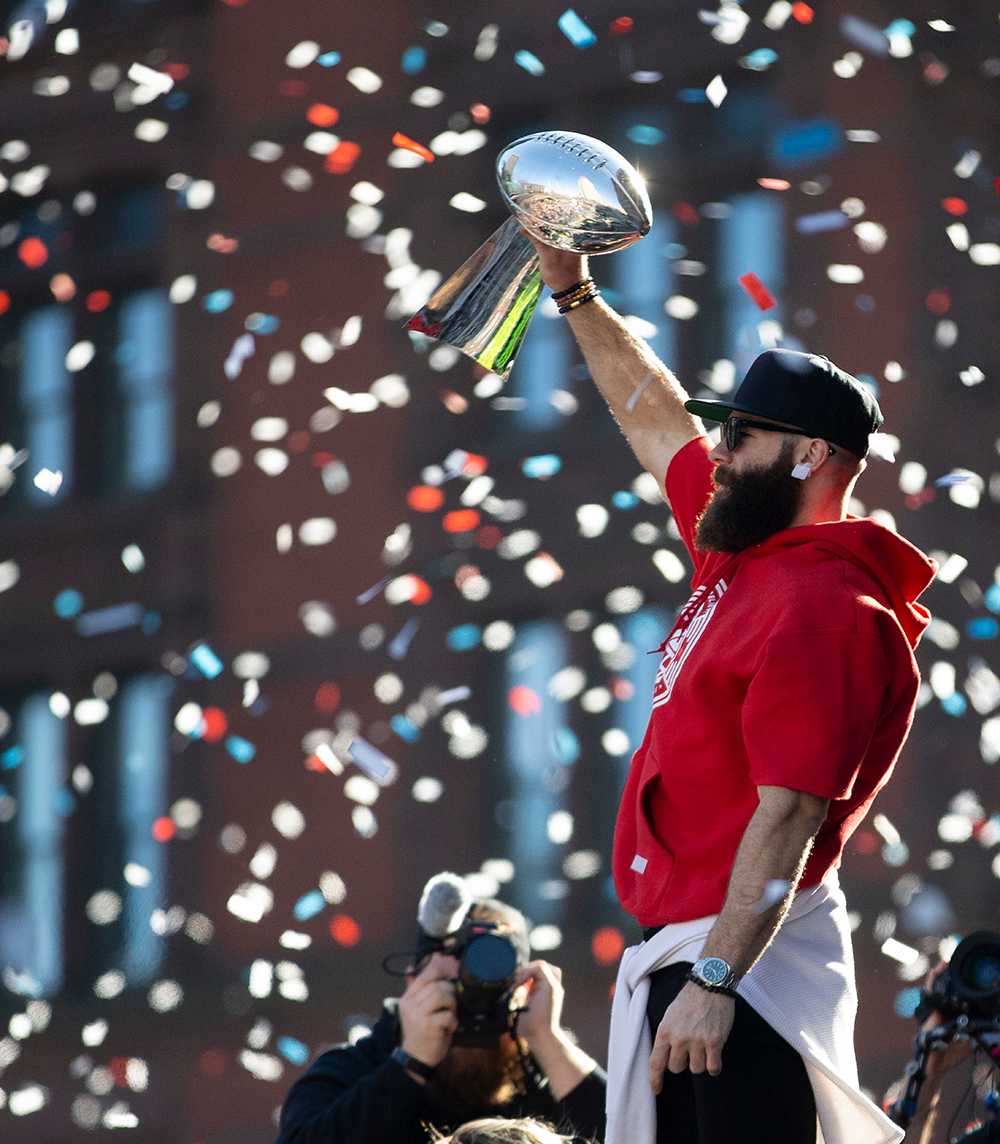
700, 785, 830, 977
563, 297, 702, 479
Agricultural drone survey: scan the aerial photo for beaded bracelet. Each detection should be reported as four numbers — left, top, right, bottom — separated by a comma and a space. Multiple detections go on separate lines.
558, 286, 601, 314
551, 278, 594, 302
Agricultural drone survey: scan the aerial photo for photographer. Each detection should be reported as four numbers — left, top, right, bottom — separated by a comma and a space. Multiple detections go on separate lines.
274, 874, 606, 1144
887, 933, 1000, 1144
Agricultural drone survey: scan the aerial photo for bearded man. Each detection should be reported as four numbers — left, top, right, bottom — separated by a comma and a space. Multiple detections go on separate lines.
529, 238, 936, 1144
274, 874, 605, 1144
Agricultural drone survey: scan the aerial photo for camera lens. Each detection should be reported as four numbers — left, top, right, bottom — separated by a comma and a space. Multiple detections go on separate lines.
961, 947, 1000, 993
463, 934, 518, 984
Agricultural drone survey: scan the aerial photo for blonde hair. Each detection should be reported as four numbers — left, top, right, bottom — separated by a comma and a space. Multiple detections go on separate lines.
431, 1118, 574, 1144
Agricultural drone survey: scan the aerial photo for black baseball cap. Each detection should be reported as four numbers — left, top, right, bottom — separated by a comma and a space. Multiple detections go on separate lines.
684, 349, 883, 457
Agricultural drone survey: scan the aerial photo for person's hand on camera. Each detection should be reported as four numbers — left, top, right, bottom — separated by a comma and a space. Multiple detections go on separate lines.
513, 960, 598, 1102
918, 960, 975, 1083
519, 228, 589, 294
398, 952, 460, 1074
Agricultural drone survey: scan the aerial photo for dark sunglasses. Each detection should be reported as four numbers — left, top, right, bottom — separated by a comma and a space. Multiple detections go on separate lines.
722, 416, 836, 455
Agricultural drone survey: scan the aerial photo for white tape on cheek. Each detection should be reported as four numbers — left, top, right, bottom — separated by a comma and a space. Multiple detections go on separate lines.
791, 462, 812, 480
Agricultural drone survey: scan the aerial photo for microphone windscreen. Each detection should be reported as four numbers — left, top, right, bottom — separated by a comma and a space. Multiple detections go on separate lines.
417, 872, 471, 938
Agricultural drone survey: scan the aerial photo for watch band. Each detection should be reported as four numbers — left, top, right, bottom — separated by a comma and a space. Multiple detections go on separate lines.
685, 970, 739, 999
390, 1045, 437, 1080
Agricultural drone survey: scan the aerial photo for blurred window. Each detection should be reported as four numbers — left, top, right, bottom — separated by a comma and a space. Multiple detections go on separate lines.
508, 302, 571, 431
21, 306, 74, 504
117, 290, 174, 491
612, 211, 678, 369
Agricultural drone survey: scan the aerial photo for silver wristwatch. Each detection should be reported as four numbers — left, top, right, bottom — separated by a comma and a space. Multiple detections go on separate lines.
686, 956, 739, 995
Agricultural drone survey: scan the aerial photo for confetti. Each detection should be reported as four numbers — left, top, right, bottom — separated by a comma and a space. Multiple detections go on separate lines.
390, 133, 435, 163
737, 272, 777, 310
514, 50, 545, 76
558, 10, 597, 49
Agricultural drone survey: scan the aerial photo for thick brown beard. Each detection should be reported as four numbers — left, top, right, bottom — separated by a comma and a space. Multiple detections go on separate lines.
425, 1035, 526, 1123
694, 437, 804, 553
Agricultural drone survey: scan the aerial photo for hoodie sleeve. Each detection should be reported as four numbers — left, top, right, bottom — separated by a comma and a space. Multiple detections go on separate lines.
741, 628, 891, 799
664, 436, 715, 576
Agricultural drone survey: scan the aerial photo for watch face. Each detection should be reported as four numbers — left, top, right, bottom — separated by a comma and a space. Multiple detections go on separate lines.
700, 958, 729, 985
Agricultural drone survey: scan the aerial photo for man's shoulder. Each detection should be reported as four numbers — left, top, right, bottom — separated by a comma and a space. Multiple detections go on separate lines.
307, 1000, 399, 1077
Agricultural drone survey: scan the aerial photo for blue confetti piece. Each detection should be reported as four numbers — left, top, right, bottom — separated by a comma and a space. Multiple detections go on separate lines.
203, 290, 234, 313
401, 45, 426, 74
293, 889, 326, 921
141, 610, 161, 634
317, 51, 341, 67
551, 727, 580, 764
768, 118, 843, 168
557, 9, 596, 49
164, 92, 188, 110
893, 987, 922, 1018
2, 745, 24, 769
935, 472, 972, 487
277, 1036, 310, 1066
984, 583, 1000, 614
391, 714, 420, 743
245, 313, 280, 334
612, 490, 640, 510
883, 18, 916, 37
54, 588, 84, 618
677, 88, 709, 103
446, 624, 482, 651
741, 48, 778, 71
794, 210, 850, 235
940, 692, 967, 717
388, 617, 420, 660
626, 124, 665, 146
514, 50, 545, 76
522, 454, 561, 479
225, 736, 256, 763
856, 374, 879, 397
189, 643, 224, 678
967, 618, 999, 640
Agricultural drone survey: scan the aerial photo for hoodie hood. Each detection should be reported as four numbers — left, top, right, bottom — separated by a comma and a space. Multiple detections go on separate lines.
745, 517, 937, 648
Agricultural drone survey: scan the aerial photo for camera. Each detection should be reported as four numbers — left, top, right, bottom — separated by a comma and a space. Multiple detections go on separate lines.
448, 919, 521, 1048
916, 930, 1000, 1023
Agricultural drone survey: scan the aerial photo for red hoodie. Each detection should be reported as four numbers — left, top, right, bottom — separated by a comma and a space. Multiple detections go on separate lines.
613, 437, 937, 927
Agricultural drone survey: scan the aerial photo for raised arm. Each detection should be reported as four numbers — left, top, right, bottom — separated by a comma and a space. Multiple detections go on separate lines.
529, 237, 704, 484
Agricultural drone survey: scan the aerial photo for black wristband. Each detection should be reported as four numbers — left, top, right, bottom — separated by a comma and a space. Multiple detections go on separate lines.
390, 1045, 437, 1080
684, 970, 738, 999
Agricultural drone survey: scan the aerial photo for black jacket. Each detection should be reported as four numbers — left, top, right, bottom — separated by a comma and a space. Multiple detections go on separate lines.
275, 1000, 606, 1144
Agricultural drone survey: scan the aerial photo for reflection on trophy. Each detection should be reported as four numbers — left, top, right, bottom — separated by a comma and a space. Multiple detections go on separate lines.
407, 131, 653, 378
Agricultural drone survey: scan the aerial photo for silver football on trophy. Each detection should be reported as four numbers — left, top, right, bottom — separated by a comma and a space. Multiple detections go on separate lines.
496, 131, 652, 253
407, 130, 652, 377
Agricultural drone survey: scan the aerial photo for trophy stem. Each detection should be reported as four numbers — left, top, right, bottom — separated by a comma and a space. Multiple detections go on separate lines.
407, 217, 542, 380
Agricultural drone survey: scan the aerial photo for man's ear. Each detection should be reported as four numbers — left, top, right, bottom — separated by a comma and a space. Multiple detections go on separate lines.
802, 438, 835, 474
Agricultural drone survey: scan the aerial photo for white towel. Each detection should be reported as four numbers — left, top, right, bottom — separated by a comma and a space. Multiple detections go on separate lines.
605, 872, 903, 1144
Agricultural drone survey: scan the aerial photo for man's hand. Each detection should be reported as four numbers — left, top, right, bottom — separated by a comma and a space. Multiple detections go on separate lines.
521, 229, 589, 294
649, 981, 735, 1091
397, 953, 459, 1073
513, 960, 599, 1101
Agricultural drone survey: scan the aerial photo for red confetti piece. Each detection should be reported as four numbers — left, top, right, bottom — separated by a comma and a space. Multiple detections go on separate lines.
279, 79, 308, 98
269, 278, 289, 296
507, 685, 543, 717
200, 1050, 227, 1076
287, 431, 310, 453
109, 1057, 130, 1087
200, 707, 228, 742
608, 16, 634, 35
207, 233, 239, 252
406, 576, 433, 605
325, 141, 360, 174
791, 2, 813, 22
311, 451, 334, 467
994, 177, 1000, 197
610, 677, 635, 701
757, 177, 790, 190
738, 272, 777, 310
218, 0, 249, 6
315, 681, 340, 715
441, 389, 469, 414
941, 197, 967, 215
852, 831, 879, 855
162, 62, 190, 80
592, 926, 625, 966
0, 290, 9, 315
86, 289, 111, 312
50, 273, 76, 302
407, 485, 445, 511
330, 913, 361, 946
305, 754, 327, 772
18, 236, 48, 268
307, 103, 339, 127
152, 816, 176, 842
443, 509, 480, 533
391, 132, 435, 163
462, 452, 488, 476
672, 201, 700, 227
905, 489, 935, 510
476, 525, 502, 549
925, 288, 950, 315
470, 103, 490, 124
